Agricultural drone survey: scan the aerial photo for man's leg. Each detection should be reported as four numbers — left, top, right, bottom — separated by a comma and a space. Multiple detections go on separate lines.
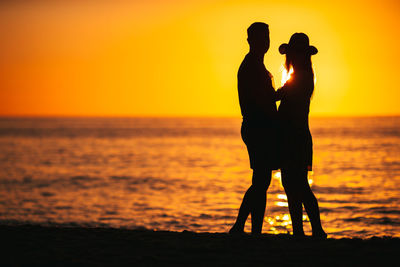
250, 169, 271, 234
229, 185, 254, 233
229, 169, 271, 234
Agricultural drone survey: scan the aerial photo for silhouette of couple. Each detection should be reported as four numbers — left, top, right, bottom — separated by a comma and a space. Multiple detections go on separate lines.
229, 22, 326, 239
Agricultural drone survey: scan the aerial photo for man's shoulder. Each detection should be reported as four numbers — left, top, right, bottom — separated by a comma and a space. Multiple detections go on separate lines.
238, 54, 255, 76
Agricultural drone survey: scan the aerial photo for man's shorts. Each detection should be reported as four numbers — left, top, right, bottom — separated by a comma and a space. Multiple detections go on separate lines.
241, 122, 279, 170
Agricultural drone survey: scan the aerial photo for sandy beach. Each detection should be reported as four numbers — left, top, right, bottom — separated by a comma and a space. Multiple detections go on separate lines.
2, 224, 399, 266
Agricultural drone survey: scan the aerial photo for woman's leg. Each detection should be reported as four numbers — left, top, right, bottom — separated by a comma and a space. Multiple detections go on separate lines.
298, 168, 326, 237
281, 168, 304, 236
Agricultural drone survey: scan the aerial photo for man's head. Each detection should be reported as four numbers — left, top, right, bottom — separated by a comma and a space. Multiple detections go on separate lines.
247, 22, 270, 54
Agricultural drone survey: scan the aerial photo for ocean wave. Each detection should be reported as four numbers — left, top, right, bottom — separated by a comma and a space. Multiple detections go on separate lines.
0, 127, 239, 138
312, 185, 365, 195
344, 216, 400, 226
0, 219, 153, 231
0, 175, 180, 191
368, 207, 400, 215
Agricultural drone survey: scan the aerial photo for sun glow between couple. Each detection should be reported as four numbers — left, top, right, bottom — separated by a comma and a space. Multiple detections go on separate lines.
281, 65, 294, 86
280, 65, 317, 86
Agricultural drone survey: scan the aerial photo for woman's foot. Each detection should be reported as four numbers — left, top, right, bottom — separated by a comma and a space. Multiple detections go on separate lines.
229, 223, 244, 234
293, 229, 305, 237
312, 230, 327, 240
292, 230, 306, 240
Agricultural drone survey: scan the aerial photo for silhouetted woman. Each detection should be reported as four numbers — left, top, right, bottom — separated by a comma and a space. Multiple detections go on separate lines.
276, 33, 327, 238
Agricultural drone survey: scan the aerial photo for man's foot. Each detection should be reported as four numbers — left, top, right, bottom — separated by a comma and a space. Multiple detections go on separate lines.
229, 223, 244, 234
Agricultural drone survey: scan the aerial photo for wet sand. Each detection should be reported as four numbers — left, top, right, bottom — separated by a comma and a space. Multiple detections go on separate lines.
2, 224, 399, 266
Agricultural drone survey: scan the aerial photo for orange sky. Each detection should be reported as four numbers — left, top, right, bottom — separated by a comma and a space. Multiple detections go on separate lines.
0, 0, 399, 117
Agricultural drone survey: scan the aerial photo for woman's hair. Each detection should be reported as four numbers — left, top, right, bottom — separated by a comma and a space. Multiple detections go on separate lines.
285, 52, 315, 95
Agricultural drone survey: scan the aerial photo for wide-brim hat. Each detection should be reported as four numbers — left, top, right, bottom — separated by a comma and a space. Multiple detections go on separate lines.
279, 32, 318, 55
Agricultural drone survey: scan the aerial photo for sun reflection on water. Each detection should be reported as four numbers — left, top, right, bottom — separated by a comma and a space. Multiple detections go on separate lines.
277, 194, 287, 200
266, 170, 317, 234
273, 171, 281, 180
275, 201, 288, 207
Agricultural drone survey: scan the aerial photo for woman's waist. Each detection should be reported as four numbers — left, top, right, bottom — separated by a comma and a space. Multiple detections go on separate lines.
278, 109, 309, 127
242, 116, 279, 128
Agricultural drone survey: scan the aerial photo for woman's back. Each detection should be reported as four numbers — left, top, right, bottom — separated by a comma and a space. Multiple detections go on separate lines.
278, 70, 314, 129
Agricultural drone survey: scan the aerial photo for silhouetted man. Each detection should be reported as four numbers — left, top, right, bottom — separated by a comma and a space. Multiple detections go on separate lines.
230, 22, 279, 234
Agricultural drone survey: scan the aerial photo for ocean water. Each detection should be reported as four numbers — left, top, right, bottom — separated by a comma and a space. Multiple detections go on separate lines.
0, 116, 399, 238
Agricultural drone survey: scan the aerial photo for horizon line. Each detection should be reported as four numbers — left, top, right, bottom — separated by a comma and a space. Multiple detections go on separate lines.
0, 114, 400, 119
